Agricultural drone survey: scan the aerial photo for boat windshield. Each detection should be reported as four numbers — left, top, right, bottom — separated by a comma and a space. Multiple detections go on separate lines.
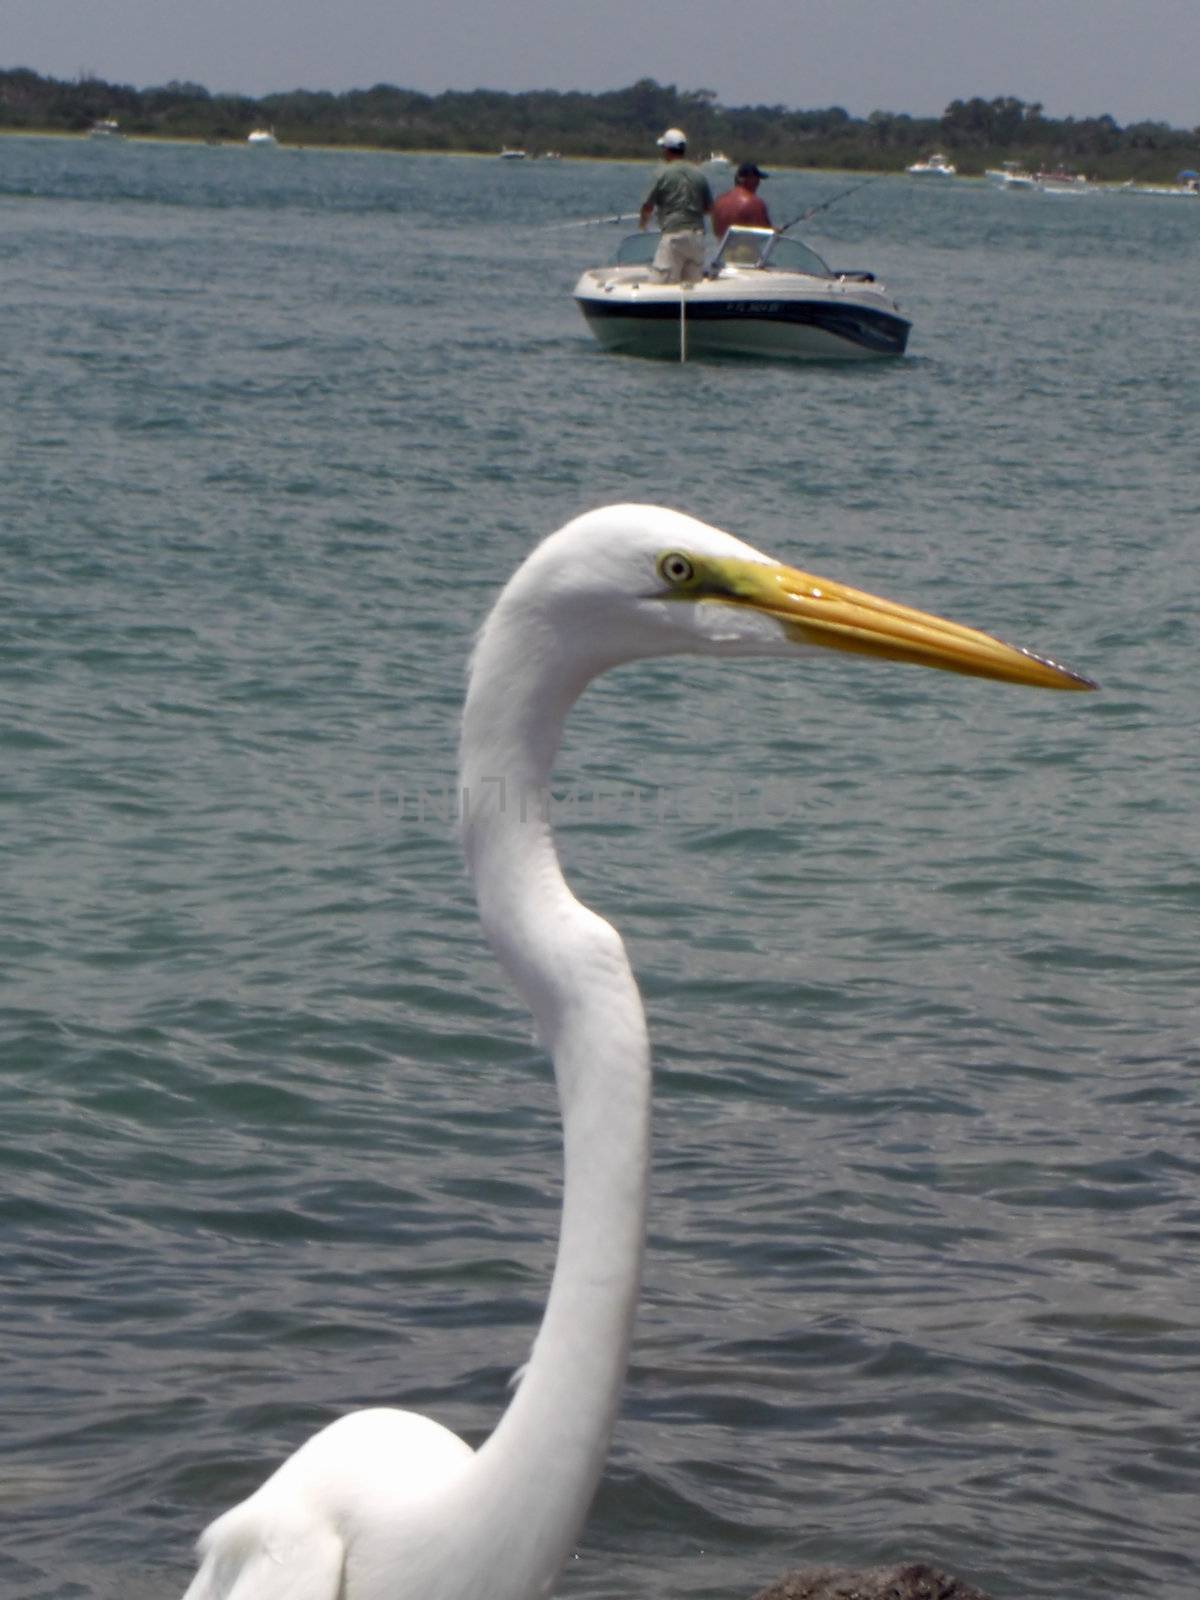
614, 233, 660, 266
716, 228, 832, 277
610, 228, 834, 278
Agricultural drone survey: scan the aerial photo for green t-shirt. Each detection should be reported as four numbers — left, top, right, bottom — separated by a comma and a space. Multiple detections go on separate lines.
642, 161, 713, 234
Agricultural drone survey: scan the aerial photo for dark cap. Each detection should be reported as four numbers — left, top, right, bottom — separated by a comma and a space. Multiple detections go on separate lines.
736, 161, 768, 180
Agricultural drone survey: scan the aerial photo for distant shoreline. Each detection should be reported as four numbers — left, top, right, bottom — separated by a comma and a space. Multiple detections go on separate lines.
3, 123, 1195, 190
0, 127, 900, 181
4, 67, 1197, 183
0, 127, 605, 162
13, 133, 1197, 200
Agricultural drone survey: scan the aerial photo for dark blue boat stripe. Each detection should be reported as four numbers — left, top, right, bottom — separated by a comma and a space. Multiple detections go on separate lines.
576, 295, 910, 354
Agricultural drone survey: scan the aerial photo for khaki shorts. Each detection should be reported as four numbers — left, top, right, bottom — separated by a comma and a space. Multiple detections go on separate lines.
653, 229, 705, 283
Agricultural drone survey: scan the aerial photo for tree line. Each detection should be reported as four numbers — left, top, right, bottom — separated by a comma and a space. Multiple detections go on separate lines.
1, 68, 1196, 180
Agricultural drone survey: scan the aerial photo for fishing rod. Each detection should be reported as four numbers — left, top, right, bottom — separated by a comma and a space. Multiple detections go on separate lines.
553, 174, 875, 233
549, 210, 641, 229
775, 176, 878, 235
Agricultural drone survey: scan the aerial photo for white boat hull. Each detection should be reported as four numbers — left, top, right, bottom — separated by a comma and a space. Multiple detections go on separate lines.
1121, 183, 1200, 198
907, 155, 956, 178
574, 272, 909, 362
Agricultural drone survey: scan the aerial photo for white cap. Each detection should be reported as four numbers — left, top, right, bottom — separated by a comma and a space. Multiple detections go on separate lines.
656, 127, 687, 150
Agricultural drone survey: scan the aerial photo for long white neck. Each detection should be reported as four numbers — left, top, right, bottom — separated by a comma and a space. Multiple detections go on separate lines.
447, 593, 652, 1599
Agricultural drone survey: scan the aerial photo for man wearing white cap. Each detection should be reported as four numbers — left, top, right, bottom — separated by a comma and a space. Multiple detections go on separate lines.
638, 127, 713, 283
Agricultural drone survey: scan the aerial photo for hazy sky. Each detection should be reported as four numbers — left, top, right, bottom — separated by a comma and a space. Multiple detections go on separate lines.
5, 0, 1198, 127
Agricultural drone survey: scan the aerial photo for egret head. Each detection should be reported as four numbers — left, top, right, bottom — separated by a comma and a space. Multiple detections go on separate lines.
497, 504, 1096, 691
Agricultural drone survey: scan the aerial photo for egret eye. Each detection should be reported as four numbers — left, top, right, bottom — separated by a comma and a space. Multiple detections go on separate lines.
658, 552, 695, 586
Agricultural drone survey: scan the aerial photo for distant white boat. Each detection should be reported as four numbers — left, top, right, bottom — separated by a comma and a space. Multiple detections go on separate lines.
499, 148, 527, 160
986, 161, 1037, 190
986, 162, 1096, 194
1035, 169, 1093, 194
247, 128, 278, 147
1118, 178, 1200, 198
706, 152, 732, 168
88, 119, 124, 140
906, 152, 956, 178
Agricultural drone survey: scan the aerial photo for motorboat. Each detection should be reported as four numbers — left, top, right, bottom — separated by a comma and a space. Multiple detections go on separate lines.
247, 128, 278, 147
986, 161, 1037, 190
985, 162, 1095, 194
88, 119, 124, 139
499, 147, 527, 160
1035, 168, 1092, 193
1119, 175, 1200, 198
573, 226, 911, 362
906, 152, 956, 178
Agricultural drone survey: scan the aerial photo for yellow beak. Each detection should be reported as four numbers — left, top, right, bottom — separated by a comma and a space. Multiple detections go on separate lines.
716, 558, 1097, 691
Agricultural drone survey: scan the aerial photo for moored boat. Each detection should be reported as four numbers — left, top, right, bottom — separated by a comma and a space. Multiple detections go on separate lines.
906, 152, 956, 178
986, 161, 1037, 190
1036, 168, 1092, 192
1119, 179, 1200, 197
573, 226, 911, 362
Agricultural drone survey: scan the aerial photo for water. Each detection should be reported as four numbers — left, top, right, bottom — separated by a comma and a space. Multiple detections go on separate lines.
1, 136, 1198, 1600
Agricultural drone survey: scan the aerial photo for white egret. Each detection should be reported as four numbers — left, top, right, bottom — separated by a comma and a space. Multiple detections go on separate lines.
181, 505, 1093, 1600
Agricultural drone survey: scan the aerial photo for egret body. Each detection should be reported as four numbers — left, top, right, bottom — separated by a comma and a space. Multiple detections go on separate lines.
182, 505, 1092, 1600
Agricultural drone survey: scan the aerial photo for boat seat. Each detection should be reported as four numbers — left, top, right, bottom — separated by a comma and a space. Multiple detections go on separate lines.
721, 237, 764, 265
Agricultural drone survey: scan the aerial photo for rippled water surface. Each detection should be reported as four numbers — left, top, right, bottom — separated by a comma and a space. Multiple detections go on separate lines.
1, 136, 1198, 1600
